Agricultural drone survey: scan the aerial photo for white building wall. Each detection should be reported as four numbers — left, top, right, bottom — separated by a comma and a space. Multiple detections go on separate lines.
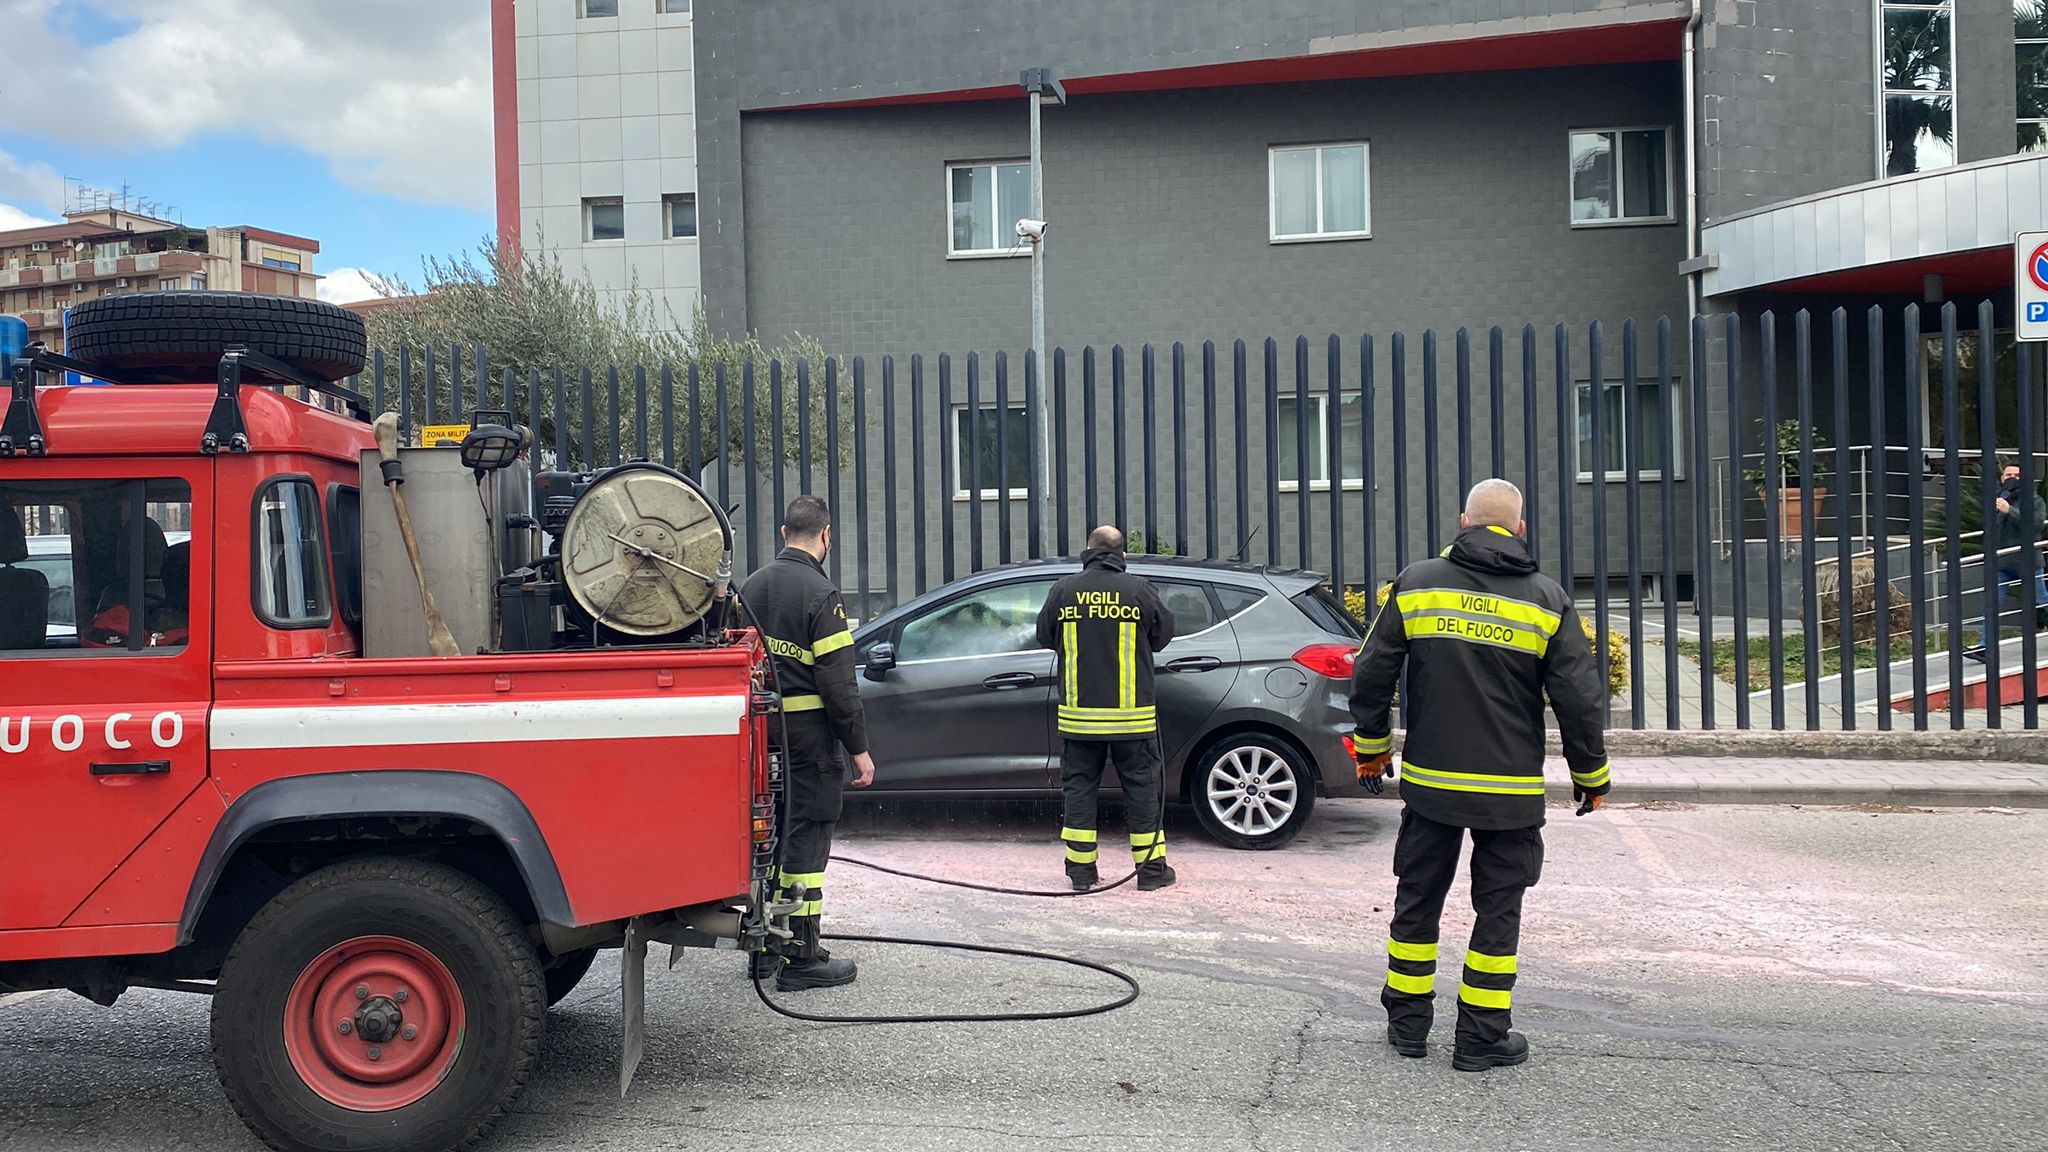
514, 0, 700, 331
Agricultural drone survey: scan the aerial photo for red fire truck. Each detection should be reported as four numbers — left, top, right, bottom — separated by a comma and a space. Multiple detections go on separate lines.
0, 294, 787, 1152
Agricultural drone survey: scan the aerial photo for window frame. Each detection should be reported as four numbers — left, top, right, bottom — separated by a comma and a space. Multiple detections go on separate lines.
891, 577, 1057, 666
664, 193, 697, 240
656, 0, 692, 13
1267, 142, 1373, 244
1274, 393, 1367, 493
944, 159, 1032, 260
583, 196, 626, 243
1875, 0, 1959, 179
579, 0, 619, 18
1567, 126, 1676, 228
2017, 3, 2045, 153
950, 403, 1032, 501
250, 474, 333, 631
1572, 378, 1686, 483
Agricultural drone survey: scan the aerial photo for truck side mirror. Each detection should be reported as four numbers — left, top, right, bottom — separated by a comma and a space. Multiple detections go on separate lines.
863, 642, 895, 682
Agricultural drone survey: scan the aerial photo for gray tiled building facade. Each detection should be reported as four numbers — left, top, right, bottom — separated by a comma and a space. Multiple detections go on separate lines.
502, 1, 2048, 604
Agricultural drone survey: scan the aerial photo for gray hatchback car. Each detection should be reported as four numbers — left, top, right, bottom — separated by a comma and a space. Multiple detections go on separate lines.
850, 558, 1372, 849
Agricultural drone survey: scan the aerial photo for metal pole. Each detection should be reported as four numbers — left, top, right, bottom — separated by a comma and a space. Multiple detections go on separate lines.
1029, 88, 1054, 548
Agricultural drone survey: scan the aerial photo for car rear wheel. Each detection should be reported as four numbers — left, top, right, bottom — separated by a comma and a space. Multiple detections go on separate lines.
211, 858, 545, 1152
1189, 733, 1317, 850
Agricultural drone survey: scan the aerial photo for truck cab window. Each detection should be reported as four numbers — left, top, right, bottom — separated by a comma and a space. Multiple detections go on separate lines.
254, 478, 331, 628
0, 479, 194, 654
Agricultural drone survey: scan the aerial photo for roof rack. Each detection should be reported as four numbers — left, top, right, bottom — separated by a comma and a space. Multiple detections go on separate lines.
0, 343, 370, 458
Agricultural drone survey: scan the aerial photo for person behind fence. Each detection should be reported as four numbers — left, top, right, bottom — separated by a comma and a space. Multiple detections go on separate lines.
1034, 525, 1177, 892
1989, 458, 2048, 625
1348, 478, 1610, 1073
741, 495, 877, 990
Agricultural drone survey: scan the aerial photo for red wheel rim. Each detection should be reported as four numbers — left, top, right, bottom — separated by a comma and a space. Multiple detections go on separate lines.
282, 935, 467, 1112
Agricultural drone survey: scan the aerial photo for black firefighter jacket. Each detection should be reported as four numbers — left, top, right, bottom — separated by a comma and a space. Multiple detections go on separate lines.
1349, 526, 1610, 830
742, 546, 869, 756
1035, 548, 1174, 740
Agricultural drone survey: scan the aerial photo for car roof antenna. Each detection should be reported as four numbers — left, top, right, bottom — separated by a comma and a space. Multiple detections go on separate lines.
1228, 524, 1262, 564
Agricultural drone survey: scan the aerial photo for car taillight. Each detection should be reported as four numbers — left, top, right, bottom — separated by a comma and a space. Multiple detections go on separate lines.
1292, 643, 1356, 679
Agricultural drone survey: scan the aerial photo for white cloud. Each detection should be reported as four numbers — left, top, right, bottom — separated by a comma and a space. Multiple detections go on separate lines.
0, 0, 493, 212
0, 149, 65, 215
0, 203, 59, 231
317, 268, 388, 305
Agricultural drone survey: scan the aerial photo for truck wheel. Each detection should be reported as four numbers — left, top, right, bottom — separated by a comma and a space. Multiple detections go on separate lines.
1189, 732, 1317, 850
543, 947, 600, 1008
211, 859, 545, 1152
65, 291, 368, 383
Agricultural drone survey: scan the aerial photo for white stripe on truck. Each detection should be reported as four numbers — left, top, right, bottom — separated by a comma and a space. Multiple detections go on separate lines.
211, 695, 749, 751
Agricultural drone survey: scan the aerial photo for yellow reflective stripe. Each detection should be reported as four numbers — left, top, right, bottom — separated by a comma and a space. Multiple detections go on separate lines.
1386, 971, 1436, 995
1059, 705, 1157, 721
1464, 950, 1517, 975
1353, 733, 1393, 755
1060, 827, 1099, 843
811, 629, 853, 657
1065, 846, 1099, 864
1401, 612, 1550, 657
1129, 831, 1164, 847
1119, 621, 1136, 710
1572, 763, 1612, 788
1459, 983, 1512, 1010
1387, 938, 1438, 963
1059, 719, 1158, 735
1485, 525, 1516, 537
792, 899, 822, 917
764, 634, 815, 665
779, 694, 825, 712
1399, 763, 1545, 796
1063, 621, 1079, 705
776, 870, 826, 890
1394, 590, 1562, 634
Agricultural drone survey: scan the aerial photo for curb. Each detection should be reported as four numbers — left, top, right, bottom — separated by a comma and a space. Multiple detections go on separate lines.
1554, 728, 2048, 765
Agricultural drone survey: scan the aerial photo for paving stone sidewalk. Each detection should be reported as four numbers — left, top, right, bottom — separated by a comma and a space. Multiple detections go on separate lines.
1539, 756, 2048, 807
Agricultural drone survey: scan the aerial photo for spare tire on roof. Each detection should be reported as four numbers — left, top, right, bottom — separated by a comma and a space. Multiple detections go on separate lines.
65, 291, 368, 383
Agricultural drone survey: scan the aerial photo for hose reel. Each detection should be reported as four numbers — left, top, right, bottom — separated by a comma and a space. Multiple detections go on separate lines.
557, 463, 734, 637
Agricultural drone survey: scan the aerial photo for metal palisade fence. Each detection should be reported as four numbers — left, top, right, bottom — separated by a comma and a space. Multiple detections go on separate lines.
350, 304, 2046, 733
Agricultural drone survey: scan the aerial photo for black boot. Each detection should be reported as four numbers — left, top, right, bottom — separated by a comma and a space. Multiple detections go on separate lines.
1067, 864, 1100, 892
1453, 1031, 1529, 1072
1136, 861, 1177, 891
1386, 1026, 1427, 1059
748, 950, 783, 981
777, 947, 857, 991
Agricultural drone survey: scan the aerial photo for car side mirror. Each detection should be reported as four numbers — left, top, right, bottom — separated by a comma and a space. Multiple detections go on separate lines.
863, 642, 896, 682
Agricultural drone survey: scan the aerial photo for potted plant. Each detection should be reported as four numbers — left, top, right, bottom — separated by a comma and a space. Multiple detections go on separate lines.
1742, 418, 1831, 536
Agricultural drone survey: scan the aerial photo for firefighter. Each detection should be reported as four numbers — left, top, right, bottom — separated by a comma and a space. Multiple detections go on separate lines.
1349, 479, 1610, 1072
1034, 525, 1177, 891
741, 495, 876, 990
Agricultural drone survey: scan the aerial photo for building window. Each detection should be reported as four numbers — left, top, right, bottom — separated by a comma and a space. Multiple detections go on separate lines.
190, 274, 206, 290
260, 246, 301, 271
1575, 381, 1681, 480
580, 0, 618, 17
584, 197, 625, 242
158, 277, 182, 291
1275, 394, 1365, 490
657, 0, 690, 12
952, 406, 1031, 499
1881, 0, 1956, 176
665, 193, 697, 239
2020, 1, 2048, 152
1268, 143, 1370, 242
947, 161, 1030, 257
1569, 128, 1673, 224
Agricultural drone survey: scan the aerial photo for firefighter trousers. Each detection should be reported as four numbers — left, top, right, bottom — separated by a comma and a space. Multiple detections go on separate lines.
774, 713, 846, 961
1060, 737, 1167, 878
1381, 807, 1545, 1049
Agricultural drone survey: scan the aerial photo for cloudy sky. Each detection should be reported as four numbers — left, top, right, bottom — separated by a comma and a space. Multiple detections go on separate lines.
0, 0, 495, 303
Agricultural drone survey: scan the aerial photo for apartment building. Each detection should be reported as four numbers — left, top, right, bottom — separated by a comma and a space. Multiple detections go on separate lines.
0, 208, 321, 351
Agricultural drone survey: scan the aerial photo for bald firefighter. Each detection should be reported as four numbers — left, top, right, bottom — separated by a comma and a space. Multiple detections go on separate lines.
1035, 526, 1177, 891
743, 495, 876, 990
1350, 479, 1610, 1072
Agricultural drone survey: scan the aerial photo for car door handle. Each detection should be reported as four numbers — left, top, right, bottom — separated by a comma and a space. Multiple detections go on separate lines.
1162, 656, 1223, 673
90, 760, 171, 777
982, 671, 1039, 690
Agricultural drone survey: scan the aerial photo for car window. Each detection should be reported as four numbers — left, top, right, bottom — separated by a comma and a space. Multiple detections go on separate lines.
1214, 585, 1267, 619
1154, 580, 1219, 636
1, 478, 194, 654
1292, 584, 1364, 639
898, 579, 1053, 662
253, 478, 331, 628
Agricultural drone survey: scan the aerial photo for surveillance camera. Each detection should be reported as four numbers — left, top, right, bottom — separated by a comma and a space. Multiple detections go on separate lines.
1015, 218, 1048, 241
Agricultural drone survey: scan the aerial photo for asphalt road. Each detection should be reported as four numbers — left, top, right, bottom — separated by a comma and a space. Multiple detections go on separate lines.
3, 797, 2044, 1152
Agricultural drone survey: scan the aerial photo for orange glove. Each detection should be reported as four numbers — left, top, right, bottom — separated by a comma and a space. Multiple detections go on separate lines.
1345, 735, 1394, 795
